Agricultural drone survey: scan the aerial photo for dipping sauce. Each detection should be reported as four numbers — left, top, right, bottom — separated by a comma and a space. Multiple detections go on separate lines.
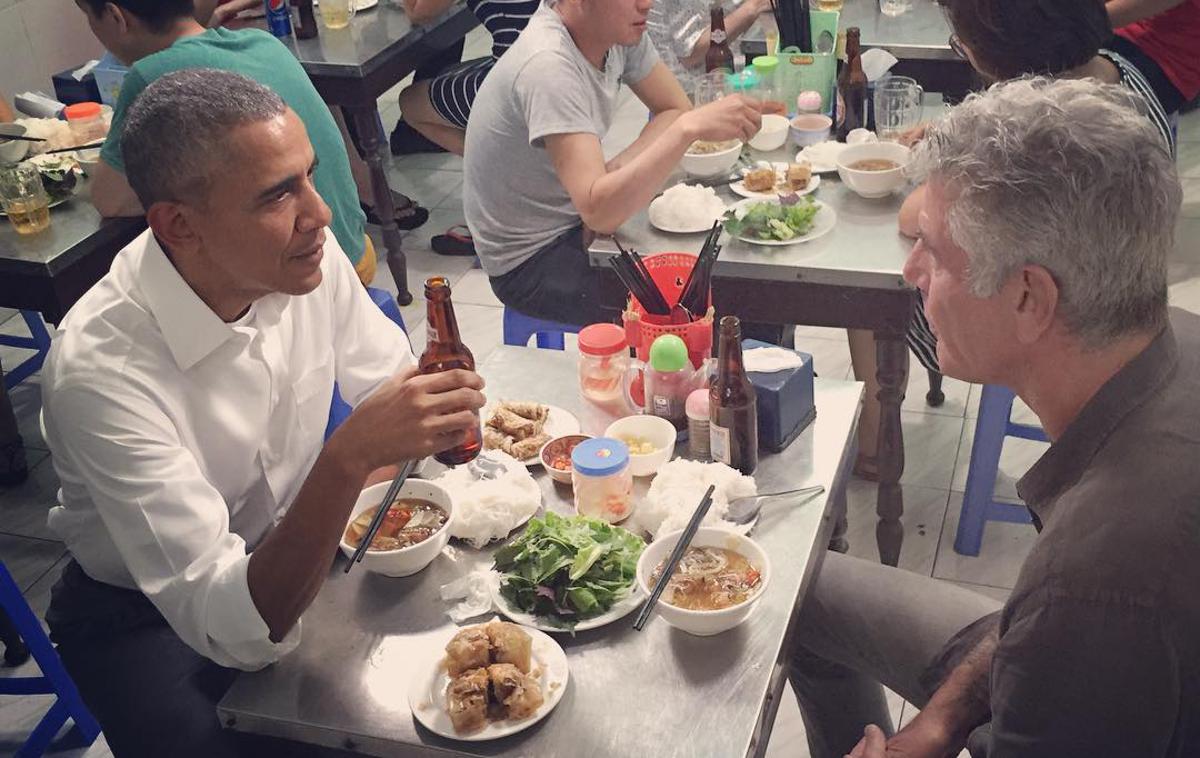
544, 436, 588, 471
847, 158, 900, 172
688, 139, 739, 155
650, 546, 762, 610
344, 499, 448, 551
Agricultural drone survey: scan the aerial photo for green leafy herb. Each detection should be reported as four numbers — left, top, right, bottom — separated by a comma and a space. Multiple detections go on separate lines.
493, 511, 644, 628
723, 195, 821, 241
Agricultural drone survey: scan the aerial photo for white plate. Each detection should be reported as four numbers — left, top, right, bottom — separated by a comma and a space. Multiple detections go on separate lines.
728, 198, 838, 246
489, 574, 644, 632
796, 142, 848, 173
729, 163, 821, 199
408, 622, 569, 741
647, 193, 727, 234
482, 403, 580, 467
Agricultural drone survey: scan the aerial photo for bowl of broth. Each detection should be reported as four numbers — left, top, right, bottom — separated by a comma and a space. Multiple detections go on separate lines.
636, 527, 770, 636
680, 139, 743, 178
836, 141, 911, 198
339, 478, 455, 577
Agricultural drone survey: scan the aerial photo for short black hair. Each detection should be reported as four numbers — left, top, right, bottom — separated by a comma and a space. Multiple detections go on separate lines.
938, 0, 1111, 80
82, 0, 197, 32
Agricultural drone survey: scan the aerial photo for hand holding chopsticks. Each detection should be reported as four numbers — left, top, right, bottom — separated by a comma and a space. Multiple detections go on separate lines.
344, 459, 418, 573
633, 484, 716, 630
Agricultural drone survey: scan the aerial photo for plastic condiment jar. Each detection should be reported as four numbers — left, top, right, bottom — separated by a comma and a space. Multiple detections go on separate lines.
644, 334, 694, 431
571, 437, 633, 523
686, 389, 711, 461
578, 323, 631, 418
64, 102, 106, 145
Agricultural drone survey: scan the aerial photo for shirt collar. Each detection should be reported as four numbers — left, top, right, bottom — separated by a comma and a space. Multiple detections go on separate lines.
137, 234, 243, 371
1016, 321, 1178, 520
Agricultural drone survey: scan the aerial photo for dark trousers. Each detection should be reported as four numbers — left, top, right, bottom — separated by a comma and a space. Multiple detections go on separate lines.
45, 562, 344, 758
1107, 35, 1187, 115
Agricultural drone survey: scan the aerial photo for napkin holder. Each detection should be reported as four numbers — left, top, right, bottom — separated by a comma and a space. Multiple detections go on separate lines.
743, 339, 816, 453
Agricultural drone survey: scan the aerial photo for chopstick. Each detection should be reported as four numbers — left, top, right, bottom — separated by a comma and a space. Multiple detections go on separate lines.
344, 459, 418, 573
798, 0, 812, 53
40, 141, 105, 155
613, 238, 672, 315
0, 134, 46, 143
633, 484, 717, 631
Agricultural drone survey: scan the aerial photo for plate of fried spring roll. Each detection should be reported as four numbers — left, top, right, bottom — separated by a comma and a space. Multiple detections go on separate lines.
482, 401, 580, 467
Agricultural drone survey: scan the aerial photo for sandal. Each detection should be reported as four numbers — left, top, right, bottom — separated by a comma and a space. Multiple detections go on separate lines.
389, 119, 447, 156
361, 192, 430, 231
431, 225, 477, 257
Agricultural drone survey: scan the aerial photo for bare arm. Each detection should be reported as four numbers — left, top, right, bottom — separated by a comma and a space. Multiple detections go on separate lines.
606, 62, 692, 172
1106, 0, 1188, 28
403, 0, 457, 25
90, 161, 145, 218
203, 0, 260, 27
679, 0, 768, 69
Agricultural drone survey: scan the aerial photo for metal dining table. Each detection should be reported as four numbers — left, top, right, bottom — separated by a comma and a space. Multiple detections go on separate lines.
587, 98, 945, 567
273, 2, 480, 305
218, 345, 863, 758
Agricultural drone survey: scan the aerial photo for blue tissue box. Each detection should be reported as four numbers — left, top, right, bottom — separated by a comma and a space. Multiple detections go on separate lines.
743, 339, 817, 453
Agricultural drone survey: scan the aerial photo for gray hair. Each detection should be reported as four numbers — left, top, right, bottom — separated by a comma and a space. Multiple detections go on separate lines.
909, 76, 1180, 346
121, 68, 288, 207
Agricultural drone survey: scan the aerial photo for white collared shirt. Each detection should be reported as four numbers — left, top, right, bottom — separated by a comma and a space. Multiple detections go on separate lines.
43, 229, 414, 670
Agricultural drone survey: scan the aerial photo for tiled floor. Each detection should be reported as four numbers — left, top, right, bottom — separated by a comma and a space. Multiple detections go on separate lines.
2, 38, 1198, 755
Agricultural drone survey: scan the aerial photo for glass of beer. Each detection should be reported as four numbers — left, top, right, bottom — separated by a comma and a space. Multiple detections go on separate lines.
817, 0, 844, 11
873, 75, 923, 140
0, 163, 51, 235
320, 0, 356, 29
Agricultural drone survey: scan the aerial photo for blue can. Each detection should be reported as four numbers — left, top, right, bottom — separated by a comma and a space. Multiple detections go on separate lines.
263, 0, 293, 37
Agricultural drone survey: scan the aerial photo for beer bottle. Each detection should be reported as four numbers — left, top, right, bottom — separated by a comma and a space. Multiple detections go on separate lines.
418, 277, 482, 466
294, 0, 319, 39
709, 316, 758, 474
705, 4, 736, 74
836, 27, 867, 141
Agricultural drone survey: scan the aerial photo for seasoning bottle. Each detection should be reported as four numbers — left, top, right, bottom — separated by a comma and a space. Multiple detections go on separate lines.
836, 27, 867, 141
63, 103, 106, 145
705, 3, 735, 74
571, 438, 634, 523
418, 277, 482, 465
293, 0, 319, 38
686, 389, 711, 461
644, 334, 693, 432
709, 316, 758, 474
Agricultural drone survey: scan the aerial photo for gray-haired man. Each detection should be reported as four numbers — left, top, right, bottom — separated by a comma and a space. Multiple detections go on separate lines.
787, 78, 1199, 758
41, 69, 485, 757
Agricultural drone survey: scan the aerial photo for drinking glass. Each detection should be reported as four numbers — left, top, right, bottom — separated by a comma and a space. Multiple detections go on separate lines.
879, 0, 912, 16
873, 75, 923, 141
693, 71, 729, 106
0, 163, 51, 235
320, 0, 356, 29
817, 0, 844, 10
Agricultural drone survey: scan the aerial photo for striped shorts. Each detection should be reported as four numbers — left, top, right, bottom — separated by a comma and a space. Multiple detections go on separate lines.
908, 292, 940, 373
428, 57, 495, 130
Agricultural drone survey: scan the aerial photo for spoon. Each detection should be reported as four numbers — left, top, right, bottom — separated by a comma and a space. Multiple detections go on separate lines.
817, 30, 835, 54
725, 485, 825, 525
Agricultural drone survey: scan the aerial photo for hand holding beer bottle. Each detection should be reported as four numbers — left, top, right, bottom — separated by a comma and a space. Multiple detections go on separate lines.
419, 277, 484, 465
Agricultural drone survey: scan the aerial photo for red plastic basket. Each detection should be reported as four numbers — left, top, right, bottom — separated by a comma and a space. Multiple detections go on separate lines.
622, 252, 713, 370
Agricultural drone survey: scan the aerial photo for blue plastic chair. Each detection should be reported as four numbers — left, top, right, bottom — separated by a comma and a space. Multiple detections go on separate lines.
954, 384, 1047, 556
0, 562, 101, 757
2, 312, 52, 390
502, 307, 580, 350
324, 287, 408, 439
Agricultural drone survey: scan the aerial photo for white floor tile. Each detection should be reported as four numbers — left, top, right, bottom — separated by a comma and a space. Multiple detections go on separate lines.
842, 480, 950, 577
1182, 177, 1200, 219
434, 175, 465, 210
0, 453, 57, 542
902, 358, 971, 419
1169, 271, 1200, 315
405, 302, 503, 367
932, 491, 1037, 590
395, 151, 464, 172
798, 336, 853, 381
1178, 139, 1200, 178
451, 268, 502, 308
897, 411, 964, 490
949, 417, 1048, 497
1177, 111, 1200, 143
381, 165, 462, 209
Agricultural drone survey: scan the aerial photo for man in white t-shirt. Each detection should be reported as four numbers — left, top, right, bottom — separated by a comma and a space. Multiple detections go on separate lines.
464, 0, 762, 325
41, 69, 485, 757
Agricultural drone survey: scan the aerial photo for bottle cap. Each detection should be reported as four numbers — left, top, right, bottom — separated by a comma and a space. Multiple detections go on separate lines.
64, 102, 102, 120
578, 323, 627, 356
751, 55, 779, 73
648, 334, 689, 372
686, 388, 710, 420
571, 437, 630, 477
725, 69, 760, 93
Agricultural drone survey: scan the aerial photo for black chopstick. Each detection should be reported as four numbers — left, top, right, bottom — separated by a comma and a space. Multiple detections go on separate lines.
345, 459, 417, 572
630, 251, 671, 314
613, 239, 672, 315
0, 133, 46, 143
798, 0, 812, 53
679, 222, 720, 314
40, 141, 105, 155
633, 484, 717, 631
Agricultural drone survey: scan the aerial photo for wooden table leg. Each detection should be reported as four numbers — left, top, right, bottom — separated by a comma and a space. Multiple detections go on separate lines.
874, 332, 908, 566
348, 105, 413, 306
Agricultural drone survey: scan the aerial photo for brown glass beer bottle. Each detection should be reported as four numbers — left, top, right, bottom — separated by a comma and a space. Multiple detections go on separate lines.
418, 277, 482, 465
709, 316, 758, 474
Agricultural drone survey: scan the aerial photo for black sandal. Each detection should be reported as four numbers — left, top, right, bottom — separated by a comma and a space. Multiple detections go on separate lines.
431, 225, 477, 257
361, 193, 430, 231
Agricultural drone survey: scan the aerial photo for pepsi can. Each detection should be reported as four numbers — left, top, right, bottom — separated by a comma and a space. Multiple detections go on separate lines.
263, 0, 294, 38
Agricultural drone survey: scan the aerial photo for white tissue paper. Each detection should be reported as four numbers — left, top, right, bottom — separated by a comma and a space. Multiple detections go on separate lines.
861, 49, 899, 82
744, 346, 804, 373
631, 459, 757, 538
440, 572, 498, 622
72, 60, 100, 81
845, 128, 879, 145
434, 450, 541, 548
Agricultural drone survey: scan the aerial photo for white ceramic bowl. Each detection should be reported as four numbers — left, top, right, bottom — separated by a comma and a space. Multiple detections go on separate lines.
0, 125, 30, 164
790, 114, 833, 148
636, 528, 770, 636
836, 141, 912, 198
748, 114, 790, 152
338, 478, 455, 577
680, 140, 742, 178
539, 434, 592, 485
604, 415, 677, 477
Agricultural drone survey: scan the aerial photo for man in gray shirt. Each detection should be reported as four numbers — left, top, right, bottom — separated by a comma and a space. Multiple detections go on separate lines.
463, 0, 761, 324
788, 78, 1197, 758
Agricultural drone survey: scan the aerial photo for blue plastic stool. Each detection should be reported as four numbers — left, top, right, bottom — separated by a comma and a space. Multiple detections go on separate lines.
2, 312, 52, 390
0, 562, 101, 757
324, 287, 408, 440
502, 307, 580, 350
954, 384, 1047, 556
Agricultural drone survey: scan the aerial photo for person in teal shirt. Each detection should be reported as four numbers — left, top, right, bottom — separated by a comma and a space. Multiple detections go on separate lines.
79, 0, 378, 282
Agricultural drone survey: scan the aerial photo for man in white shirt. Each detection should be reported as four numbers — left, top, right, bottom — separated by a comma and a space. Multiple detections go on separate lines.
41, 69, 485, 758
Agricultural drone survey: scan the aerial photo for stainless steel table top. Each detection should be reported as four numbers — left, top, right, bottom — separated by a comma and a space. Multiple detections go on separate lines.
219, 346, 863, 758
0, 180, 131, 276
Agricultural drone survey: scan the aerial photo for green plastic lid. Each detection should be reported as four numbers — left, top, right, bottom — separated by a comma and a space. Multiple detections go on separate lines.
648, 334, 689, 372
752, 55, 779, 73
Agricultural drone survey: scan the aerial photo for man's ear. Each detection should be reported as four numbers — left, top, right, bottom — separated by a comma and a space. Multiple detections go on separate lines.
102, 1, 132, 34
146, 201, 203, 259
1013, 264, 1059, 345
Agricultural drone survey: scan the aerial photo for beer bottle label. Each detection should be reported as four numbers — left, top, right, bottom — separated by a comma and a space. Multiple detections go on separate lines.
710, 423, 732, 465
427, 325, 439, 343
711, 29, 727, 44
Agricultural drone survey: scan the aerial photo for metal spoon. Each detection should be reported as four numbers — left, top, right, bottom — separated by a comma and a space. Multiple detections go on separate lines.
817, 30, 836, 54
725, 485, 825, 525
